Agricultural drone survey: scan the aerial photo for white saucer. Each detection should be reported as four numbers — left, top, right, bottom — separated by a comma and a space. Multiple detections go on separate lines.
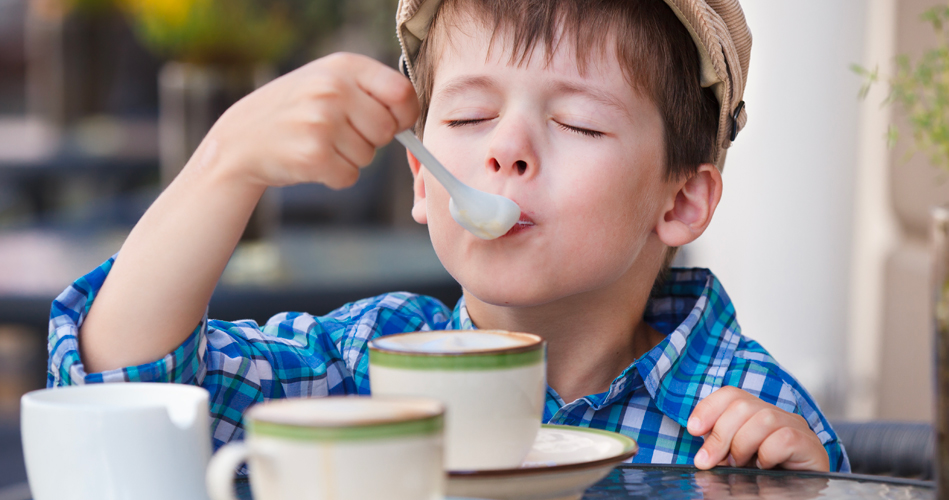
446, 424, 638, 500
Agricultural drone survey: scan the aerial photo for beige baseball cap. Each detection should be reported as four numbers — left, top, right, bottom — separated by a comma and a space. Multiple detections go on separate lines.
395, 0, 752, 169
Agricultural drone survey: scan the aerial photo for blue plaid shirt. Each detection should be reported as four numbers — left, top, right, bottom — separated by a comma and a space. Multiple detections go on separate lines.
48, 257, 849, 472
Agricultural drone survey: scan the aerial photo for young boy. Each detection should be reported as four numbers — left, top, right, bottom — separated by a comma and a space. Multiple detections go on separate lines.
48, 0, 848, 472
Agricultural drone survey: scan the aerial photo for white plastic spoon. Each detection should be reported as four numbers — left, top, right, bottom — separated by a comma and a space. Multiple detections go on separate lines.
395, 130, 521, 240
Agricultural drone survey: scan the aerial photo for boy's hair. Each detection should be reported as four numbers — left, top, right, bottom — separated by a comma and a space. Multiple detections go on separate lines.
412, 0, 721, 180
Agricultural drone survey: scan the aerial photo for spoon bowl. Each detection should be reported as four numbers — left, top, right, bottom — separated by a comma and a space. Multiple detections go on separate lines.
396, 130, 520, 239
448, 191, 521, 240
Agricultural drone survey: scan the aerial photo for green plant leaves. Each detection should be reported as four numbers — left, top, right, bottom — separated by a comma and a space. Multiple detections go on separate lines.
857, 5, 949, 169
119, 0, 342, 65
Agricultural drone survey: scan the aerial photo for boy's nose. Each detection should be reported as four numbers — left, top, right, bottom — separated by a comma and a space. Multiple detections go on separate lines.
485, 119, 538, 179
489, 158, 528, 175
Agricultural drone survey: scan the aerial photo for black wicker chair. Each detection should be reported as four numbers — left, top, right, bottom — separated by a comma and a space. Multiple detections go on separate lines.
830, 420, 934, 479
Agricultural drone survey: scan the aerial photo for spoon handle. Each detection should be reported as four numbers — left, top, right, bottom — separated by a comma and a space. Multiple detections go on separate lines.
395, 130, 465, 194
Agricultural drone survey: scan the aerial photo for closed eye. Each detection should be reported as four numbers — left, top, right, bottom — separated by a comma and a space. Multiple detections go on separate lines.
556, 121, 604, 138
446, 118, 489, 128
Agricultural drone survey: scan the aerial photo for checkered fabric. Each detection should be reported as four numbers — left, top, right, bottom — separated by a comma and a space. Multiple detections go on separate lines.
48, 257, 849, 472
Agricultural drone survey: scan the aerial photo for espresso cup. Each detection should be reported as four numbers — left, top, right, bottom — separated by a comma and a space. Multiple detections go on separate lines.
368, 330, 546, 470
206, 396, 445, 500
21, 383, 212, 500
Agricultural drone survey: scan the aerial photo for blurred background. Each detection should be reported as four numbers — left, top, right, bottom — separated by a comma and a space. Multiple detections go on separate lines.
0, 0, 461, 488
681, 0, 940, 425
0, 0, 944, 490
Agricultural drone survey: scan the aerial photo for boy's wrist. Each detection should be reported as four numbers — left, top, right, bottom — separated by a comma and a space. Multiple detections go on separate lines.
181, 137, 269, 200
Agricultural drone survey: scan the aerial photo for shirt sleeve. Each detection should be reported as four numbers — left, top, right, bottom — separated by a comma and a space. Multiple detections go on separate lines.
725, 342, 851, 473
48, 255, 207, 387
47, 255, 453, 451
46, 255, 358, 450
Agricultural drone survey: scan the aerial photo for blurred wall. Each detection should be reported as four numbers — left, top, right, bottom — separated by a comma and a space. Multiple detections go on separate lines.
874, 0, 949, 423
846, 0, 899, 421
686, 0, 949, 423
683, 0, 868, 418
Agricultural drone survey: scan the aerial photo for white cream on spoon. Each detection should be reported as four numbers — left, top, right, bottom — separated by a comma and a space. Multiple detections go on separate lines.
395, 130, 520, 240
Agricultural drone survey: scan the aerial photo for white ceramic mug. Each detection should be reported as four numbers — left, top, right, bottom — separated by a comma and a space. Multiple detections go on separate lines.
206, 396, 446, 500
20, 383, 212, 500
368, 330, 546, 470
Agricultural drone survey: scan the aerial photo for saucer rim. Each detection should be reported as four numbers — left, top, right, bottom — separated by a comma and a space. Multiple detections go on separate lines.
447, 424, 638, 478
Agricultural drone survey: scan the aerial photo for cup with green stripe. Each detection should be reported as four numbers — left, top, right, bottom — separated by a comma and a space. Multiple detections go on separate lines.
205, 396, 446, 500
368, 330, 546, 471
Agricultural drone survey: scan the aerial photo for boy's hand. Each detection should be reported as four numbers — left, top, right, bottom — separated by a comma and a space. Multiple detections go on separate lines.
79, 53, 418, 374
687, 386, 829, 472
203, 52, 419, 190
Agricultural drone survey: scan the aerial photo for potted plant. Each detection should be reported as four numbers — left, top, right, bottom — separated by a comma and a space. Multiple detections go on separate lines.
115, 0, 342, 238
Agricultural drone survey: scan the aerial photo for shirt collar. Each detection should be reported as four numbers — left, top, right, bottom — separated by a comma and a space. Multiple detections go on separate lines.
450, 297, 474, 330
637, 268, 743, 426
449, 268, 742, 426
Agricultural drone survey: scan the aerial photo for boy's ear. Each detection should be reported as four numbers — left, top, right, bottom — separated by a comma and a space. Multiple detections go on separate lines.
655, 164, 723, 247
407, 150, 428, 224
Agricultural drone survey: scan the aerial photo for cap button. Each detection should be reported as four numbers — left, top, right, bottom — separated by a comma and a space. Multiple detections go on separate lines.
400, 58, 411, 78
730, 101, 746, 142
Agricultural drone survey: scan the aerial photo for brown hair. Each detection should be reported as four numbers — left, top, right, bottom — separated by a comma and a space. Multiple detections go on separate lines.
412, 0, 721, 180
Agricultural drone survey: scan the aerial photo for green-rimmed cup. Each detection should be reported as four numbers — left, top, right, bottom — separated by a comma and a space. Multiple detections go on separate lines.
368, 330, 546, 471
206, 396, 445, 500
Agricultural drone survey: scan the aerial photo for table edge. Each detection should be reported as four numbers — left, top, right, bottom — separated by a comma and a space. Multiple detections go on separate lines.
614, 464, 935, 489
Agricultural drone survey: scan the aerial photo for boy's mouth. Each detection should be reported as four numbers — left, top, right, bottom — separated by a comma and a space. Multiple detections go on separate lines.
501, 213, 535, 238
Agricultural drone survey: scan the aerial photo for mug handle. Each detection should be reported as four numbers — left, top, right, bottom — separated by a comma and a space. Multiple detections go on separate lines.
206, 442, 250, 500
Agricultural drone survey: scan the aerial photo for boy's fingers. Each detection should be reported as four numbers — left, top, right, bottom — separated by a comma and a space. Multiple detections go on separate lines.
346, 86, 402, 148
318, 148, 361, 190
755, 427, 829, 472
344, 54, 419, 131
692, 397, 761, 469
728, 408, 789, 467
688, 386, 749, 436
333, 120, 377, 168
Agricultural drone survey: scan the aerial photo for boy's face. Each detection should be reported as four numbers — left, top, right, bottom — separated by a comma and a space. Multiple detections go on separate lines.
411, 18, 676, 308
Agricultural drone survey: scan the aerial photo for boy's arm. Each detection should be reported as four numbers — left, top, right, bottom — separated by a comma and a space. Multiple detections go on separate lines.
686, 386, 830, 472
79, 53, 418, 373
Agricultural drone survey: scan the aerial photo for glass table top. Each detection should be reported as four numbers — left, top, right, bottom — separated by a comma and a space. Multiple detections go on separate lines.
234, 464, 934, 499
583, 465, 933, 499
